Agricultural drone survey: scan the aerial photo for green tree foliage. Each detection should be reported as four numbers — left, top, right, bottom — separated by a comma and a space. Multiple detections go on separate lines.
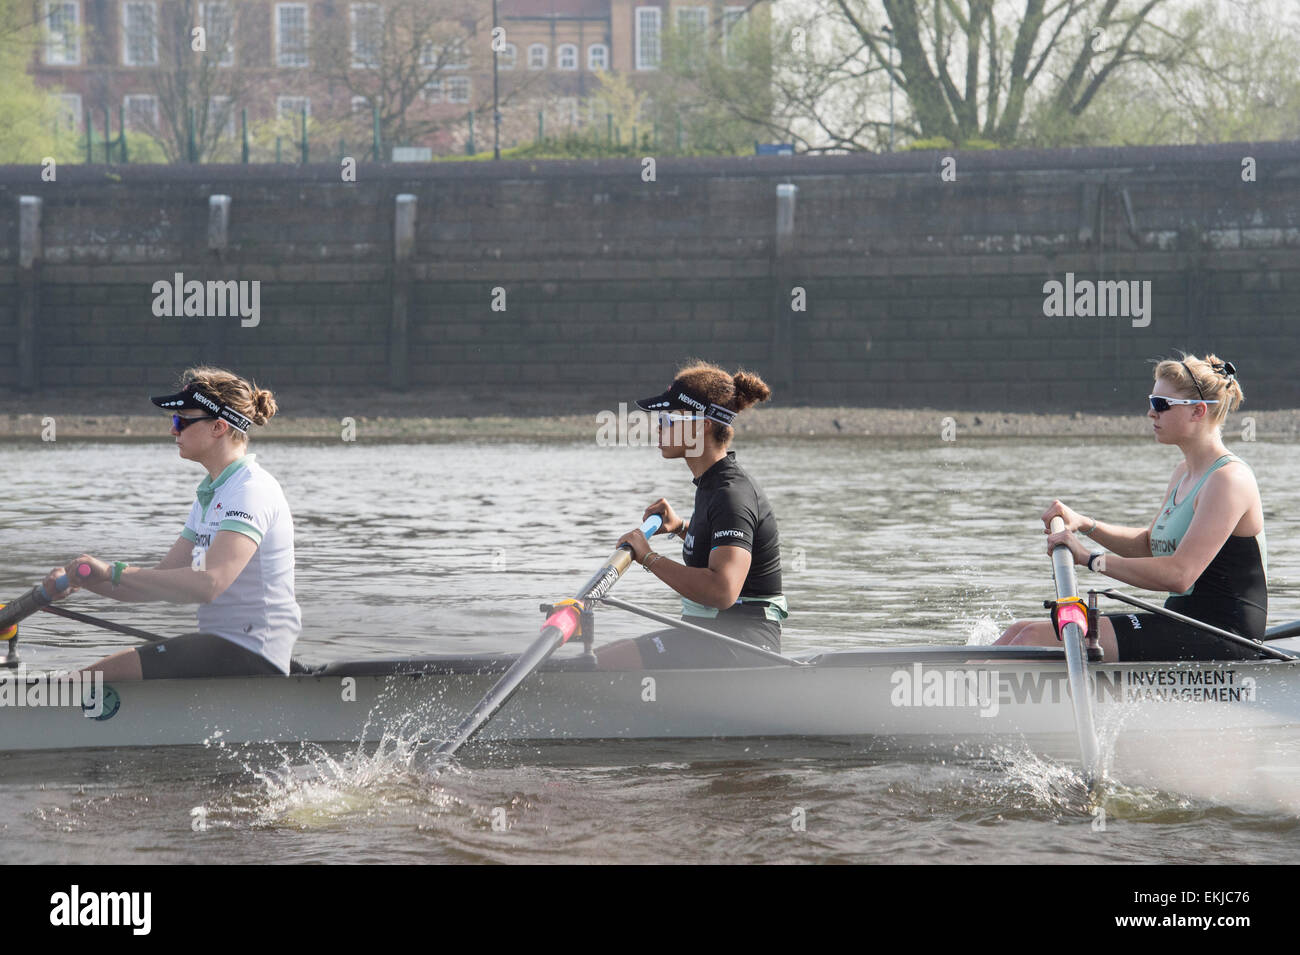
0, 0, 62, 163
711, 0, 1299, 152
643, 4, 777, 153
1023, 0, 1300, 146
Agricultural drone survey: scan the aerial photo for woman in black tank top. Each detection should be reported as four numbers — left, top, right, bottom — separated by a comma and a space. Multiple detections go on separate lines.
994, 354, 1269, 662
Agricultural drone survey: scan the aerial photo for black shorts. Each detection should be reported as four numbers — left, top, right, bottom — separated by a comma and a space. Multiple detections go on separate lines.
136, 632, 285, 679
1106, 612, 1268, 662
634, 605, 782, 669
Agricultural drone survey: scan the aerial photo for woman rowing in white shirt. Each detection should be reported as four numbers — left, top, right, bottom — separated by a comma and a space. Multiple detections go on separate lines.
42, 366, 301, 680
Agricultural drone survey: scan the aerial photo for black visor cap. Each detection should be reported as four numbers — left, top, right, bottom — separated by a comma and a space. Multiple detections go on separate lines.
635, 381, 709, 415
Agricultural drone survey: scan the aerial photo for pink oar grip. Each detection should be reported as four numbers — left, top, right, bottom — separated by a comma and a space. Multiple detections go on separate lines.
1057, 603, 1088, 636
76, 563, 93, 578
541, 606, 580, 645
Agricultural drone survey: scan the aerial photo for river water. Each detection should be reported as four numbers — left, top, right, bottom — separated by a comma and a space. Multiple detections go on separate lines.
0, 434, 1297, 863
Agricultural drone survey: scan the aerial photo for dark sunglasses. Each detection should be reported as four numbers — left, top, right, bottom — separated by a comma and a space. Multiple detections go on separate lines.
1148, 395, 1219, 413
171, 413, 217, 431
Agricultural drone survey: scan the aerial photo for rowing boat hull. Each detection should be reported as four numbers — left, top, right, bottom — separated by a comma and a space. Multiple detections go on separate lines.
1, 645, 1297, 753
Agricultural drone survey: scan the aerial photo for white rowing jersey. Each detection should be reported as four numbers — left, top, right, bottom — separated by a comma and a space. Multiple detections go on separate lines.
180, 454, 301, 673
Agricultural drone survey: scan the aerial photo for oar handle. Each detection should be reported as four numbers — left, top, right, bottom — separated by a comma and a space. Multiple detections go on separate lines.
0, 563, 93, 631
1048, 516, 1077, 594
46, 563, 93, 599
628, 514, 663, 545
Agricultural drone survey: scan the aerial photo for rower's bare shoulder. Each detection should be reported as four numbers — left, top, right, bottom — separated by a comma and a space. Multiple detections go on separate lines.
1207, 458, 1259, 494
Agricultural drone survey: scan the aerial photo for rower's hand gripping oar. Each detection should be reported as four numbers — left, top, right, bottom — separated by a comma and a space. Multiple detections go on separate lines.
1048, 517, 1103, 790
0, 564, 93, 668
434, 515, 663, 759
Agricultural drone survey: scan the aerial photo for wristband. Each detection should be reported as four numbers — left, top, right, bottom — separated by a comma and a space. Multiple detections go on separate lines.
642, 553, 662, 572
111, 561, 126, 586
1087, 552, 1105, 573
1080, 517, 1098, 538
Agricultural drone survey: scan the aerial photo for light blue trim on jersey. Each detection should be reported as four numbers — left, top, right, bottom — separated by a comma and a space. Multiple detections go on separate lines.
218, 519, 263, 544
195, 454, 255, 515
681, 594, 788, 621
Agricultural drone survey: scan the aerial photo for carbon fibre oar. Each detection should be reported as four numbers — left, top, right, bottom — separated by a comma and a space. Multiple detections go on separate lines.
0, 564, 92, 631
1, 564, 92, 667
1049, 517, 1102, 790
434, 514, 663, 758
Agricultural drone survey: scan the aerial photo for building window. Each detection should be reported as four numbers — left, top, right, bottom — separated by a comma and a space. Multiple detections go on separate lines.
199, 2, 234, 66
499, 42, 516, 70
587, 43, 607, 71
44, 1, 80, 66
528, 43, 547, 69
351, 95, 371, 113
208, 96, 236, 137
422, 78, 442, 102
277, 96, 310, 120
275, 4, 309, 67
122, 2, 158, 66
635, 7, 660, 70
421, 38, 467, 69
123, 94, 159, 131
677, 7, 708, 37
446, 76, 469, 103
56, 93, 82, 132
722, 6, 745, 65
446, 38, 468, 69
677, 5, 707, 67
350, 4, 382, 68
557, 43, 577, 70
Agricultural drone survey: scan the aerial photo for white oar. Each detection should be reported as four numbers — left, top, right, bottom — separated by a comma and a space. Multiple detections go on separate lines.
434, 515, 663, 759
1049, 516, 1103, 790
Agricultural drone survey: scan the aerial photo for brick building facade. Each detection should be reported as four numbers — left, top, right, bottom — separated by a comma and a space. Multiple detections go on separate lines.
27, 0, 755, 156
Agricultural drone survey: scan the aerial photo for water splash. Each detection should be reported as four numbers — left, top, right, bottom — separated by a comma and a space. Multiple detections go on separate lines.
193, 684, 471, 830
962, 615, 1004, 646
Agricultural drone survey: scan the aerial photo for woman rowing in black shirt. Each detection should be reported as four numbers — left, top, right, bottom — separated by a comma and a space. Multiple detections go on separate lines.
596, 361, 786, 669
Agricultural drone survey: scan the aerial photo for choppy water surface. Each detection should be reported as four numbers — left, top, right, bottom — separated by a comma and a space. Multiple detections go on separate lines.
1, 435, 1297, 863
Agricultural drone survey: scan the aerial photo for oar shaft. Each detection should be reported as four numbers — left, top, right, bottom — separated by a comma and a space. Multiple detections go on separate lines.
1049, 517, 1102, 787
0, 564, 91, 631
434, 515, 663, 758
435, 622, 572, 756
